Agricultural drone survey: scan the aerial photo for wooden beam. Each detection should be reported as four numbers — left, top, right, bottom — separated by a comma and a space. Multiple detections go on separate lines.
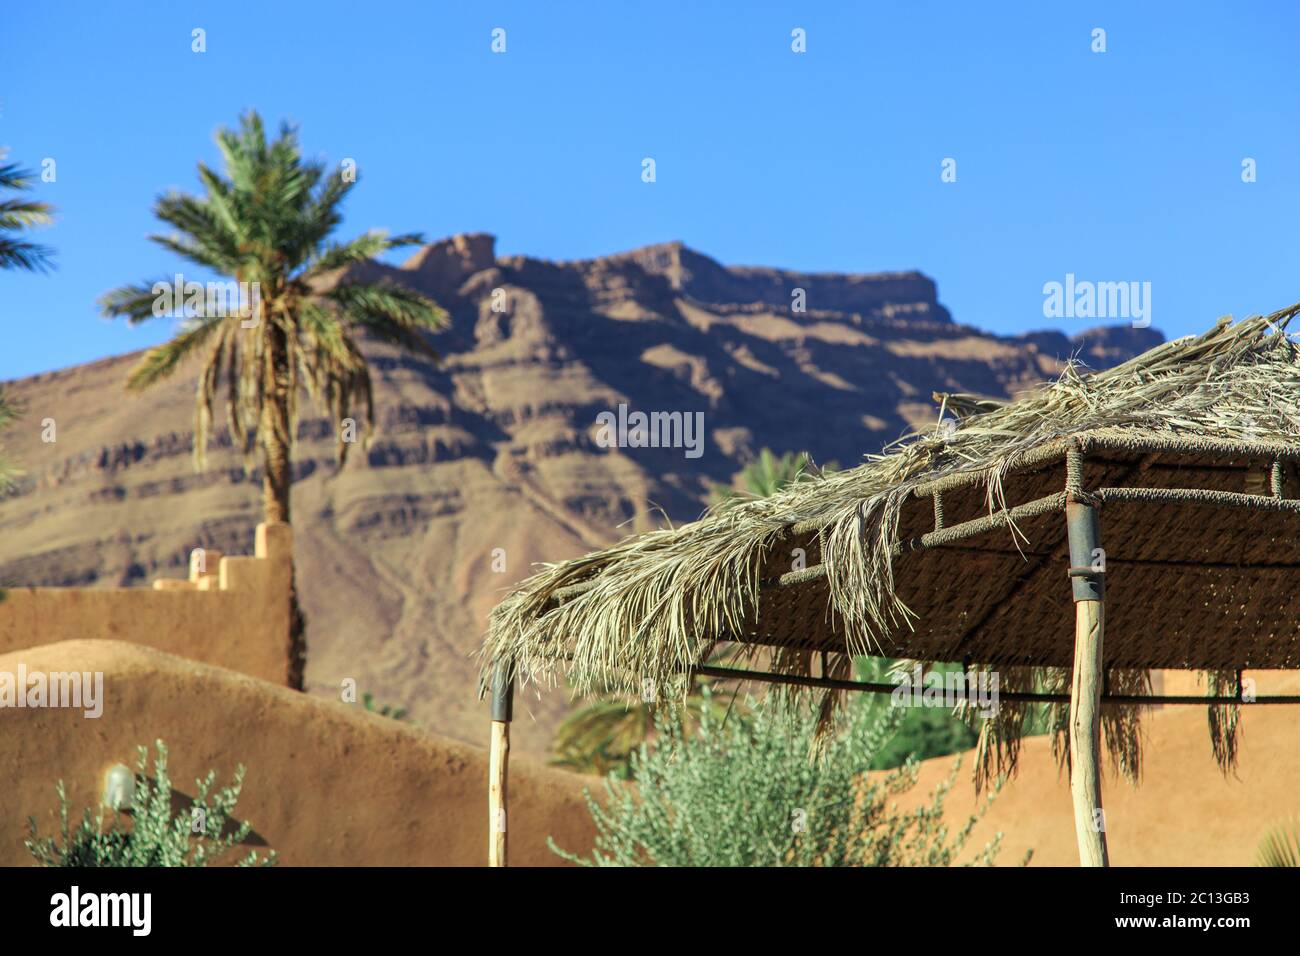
1065, 501, 1109, 867
488, 661, 513, 868
689, 663, 1300, 704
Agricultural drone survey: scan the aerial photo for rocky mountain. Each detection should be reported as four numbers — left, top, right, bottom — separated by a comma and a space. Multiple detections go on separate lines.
0, 235, 1162, 755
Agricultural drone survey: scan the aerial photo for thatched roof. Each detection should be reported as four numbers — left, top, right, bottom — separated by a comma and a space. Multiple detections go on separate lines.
484, 303, 1300, 780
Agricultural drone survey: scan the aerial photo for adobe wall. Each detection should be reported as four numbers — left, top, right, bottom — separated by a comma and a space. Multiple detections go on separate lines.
0, 523, 292, 686
6, 639, 1294, 866
894, 671, 1300, 866
0, 640, 596, 866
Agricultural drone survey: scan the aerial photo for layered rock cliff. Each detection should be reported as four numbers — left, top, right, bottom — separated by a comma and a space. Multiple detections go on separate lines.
0, 236, 1162, 754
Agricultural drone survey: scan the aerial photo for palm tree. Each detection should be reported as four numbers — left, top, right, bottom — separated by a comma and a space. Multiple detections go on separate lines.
0, 150, 55, 273
708, 448, 830, 506
99, 112, 447, 690
550, 668, 740, 778
737, 448, 811, 497
0, 150, 55, 490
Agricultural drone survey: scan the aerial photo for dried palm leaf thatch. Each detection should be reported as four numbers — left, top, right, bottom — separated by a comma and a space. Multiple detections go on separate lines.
950, 662, 1151, 793
965, 665, 1038, 793
1204, 669, 1243, 773
484, 302, 1300, 779
1037, 667, 1152, 789
1101, 668, 1153, 780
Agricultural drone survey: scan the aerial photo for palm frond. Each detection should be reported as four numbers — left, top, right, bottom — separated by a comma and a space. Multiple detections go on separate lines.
0, 198, 55, 230
296, 171, 354, 251
125, 316, 226, 391
152, 192, 243, 274
146, 233, 234, 274
98, 281, 173, 325
0, 237, 54, 273
296, 301, 373, 464
0, 153, 55, 273
0, 160, 35, 191
1257, 821, 1300, 867
305, 230, 424, 278
327, 281, 447, 358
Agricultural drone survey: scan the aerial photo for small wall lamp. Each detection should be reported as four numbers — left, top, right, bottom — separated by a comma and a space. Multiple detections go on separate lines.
101, 763, 135, 810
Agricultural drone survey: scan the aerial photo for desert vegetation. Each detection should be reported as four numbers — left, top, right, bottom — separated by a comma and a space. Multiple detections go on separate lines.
26, 740, 275, 867
551, 689, 1017, 867
551, 667, 737, 778
363, 691, 410, 722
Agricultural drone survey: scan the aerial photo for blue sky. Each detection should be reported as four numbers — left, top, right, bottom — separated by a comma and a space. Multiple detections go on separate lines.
1, 0, 1297, 379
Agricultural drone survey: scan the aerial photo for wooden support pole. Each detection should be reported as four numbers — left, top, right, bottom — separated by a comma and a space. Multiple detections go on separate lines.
488, 660, 514, 868
1065, 501, 1109, 867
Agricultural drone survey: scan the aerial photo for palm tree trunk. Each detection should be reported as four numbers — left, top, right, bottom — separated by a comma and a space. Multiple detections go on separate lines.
262, 322, 308, 690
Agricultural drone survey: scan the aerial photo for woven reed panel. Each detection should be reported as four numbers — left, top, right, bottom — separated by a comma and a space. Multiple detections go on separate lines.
740, 447, 1300, 670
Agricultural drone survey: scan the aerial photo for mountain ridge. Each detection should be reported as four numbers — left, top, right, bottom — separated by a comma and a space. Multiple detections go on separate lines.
0, 234, 1163, 754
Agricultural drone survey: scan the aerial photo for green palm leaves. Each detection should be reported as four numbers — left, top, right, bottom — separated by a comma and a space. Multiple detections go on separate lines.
0, 150, 55, 489
550, 681, 735, 778
0, 151, 55, 273
99, 111, 447, 477
709, 448, 835, 506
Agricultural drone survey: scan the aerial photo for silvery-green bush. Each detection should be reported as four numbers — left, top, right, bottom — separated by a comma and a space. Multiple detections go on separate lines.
26, 740, 276, 867
551, 692, 1012, 867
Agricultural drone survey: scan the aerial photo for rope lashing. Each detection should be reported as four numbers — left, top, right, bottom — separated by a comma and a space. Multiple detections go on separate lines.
1065, 444, 1101, 506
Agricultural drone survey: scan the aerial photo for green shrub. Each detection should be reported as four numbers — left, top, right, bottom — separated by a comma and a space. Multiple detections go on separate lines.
26, 740, 276, 867
551, 691, 1017, 867
855, 657, 1058, 770
551, 648, 746, 778
870, 703, 980, 769
855, 658, 979, 769
362, 692, 409, 722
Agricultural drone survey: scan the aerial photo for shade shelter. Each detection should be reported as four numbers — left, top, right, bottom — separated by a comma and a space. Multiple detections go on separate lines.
482, 306, 1300, 867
